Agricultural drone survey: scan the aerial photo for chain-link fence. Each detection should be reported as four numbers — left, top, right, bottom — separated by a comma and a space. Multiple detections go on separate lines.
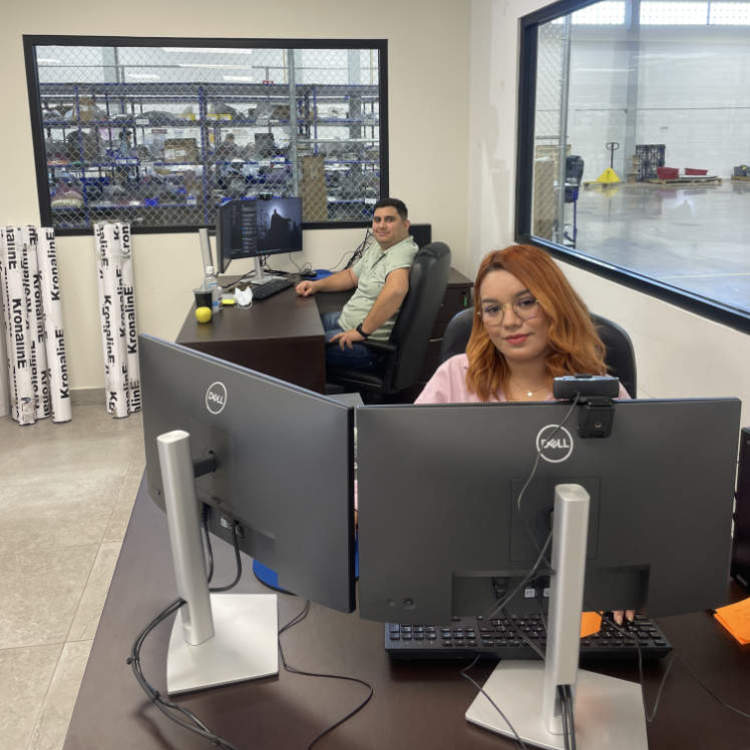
532, 21, 566, 242
30, 41, 384, 233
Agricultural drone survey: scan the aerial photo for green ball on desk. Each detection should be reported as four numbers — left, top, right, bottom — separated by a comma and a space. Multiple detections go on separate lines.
195, 306, 212, 324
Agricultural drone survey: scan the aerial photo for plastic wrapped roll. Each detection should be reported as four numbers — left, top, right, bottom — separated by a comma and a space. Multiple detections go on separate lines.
93, 223, 112, 414
3, 226, 35, 424
22, 226, 51, 419
37, 228, 72, 423
0, 227, 18, 420
95, 222, 128, 418
119, 223, 141, 413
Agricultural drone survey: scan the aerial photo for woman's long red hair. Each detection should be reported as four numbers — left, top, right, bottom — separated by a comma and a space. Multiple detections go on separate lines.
465, 245, 606, 401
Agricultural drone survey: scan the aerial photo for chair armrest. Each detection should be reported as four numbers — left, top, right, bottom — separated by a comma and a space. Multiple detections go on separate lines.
362, 339, 397, 354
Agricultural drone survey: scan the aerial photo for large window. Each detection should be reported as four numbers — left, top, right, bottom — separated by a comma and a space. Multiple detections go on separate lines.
24, 36, 388, 235
517, 0, 750, 331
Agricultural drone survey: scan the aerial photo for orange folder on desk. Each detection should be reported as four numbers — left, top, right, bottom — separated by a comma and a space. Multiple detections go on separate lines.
580, 611, 602, 638
714, 598, 750, 645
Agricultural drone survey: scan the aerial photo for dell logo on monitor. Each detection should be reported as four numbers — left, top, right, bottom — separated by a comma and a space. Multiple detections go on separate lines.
205, 382, 227, 415
536, 424, 574, 463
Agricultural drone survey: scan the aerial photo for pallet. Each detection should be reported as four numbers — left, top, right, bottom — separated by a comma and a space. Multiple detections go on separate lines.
646, 176, 721, 185
731, 175, 750, 182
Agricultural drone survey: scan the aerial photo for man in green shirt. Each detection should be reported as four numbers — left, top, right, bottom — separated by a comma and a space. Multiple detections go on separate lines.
295, 197, 418, 370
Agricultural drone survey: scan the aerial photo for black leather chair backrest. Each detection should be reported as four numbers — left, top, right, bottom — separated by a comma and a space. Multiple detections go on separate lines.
326, 242, 451, 398
439, 307, 637, 397
388, 241, 451, 392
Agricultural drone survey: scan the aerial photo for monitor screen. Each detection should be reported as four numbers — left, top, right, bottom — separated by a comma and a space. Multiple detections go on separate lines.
139, 334, 355, 613
217, 196, 303, 273
356, 398, 740, 624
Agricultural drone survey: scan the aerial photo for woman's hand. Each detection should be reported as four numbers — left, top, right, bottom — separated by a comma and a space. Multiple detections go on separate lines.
612, 609, 635, 626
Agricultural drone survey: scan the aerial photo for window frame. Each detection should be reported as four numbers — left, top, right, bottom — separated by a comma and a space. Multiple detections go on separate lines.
515, 0, 750, 334
23, 34, 389, 236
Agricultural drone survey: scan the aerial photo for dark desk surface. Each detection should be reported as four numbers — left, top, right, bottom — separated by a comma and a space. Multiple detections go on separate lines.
175, 284, 326, 393
64, 479, 750, 750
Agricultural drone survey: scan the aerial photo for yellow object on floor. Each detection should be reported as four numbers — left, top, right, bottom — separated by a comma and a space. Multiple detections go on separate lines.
595, 167, 621, 184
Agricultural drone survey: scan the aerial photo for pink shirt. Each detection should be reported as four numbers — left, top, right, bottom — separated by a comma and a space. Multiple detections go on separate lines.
415, 354, 630, 404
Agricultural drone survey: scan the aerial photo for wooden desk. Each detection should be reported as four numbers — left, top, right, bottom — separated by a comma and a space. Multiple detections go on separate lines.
175, 285, 326, 393
64, 480, 750, 750
174, 268, 472, 397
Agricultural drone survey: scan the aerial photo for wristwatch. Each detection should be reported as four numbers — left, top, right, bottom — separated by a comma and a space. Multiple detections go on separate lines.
356, 322, 370, 339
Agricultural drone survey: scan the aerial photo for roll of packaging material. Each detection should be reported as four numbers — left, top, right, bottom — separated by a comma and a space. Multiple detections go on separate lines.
0, 227, 19, 420
94, 222, 129, 418
2, 226, 35, 424
93, 223, 112, 414
37, 228, 71, 423
22, 226, 51, 420
119, 223, 140, 414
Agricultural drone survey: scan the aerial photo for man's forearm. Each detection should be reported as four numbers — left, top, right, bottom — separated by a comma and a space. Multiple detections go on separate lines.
361, 288, 407, 334
313, 268, 356, 293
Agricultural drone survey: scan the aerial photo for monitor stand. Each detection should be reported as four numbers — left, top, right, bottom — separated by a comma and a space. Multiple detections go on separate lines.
252, 255, 282, 284
157, 429, 278, 695
465, 484, 648, 750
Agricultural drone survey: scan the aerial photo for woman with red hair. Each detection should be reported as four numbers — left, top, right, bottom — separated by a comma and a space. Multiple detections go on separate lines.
416, 244, 632, 623
416, 244, 629, 404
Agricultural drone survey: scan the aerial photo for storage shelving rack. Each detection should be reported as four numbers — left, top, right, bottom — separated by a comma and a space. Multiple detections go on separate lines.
34, 78, 383, 234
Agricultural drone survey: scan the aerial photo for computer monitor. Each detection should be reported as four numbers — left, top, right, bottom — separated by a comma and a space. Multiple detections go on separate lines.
139, 335, 355, 692
358, 398, 738, 620
216, 196, 303, 279
408, 223, 432, 248
356, 398, 740, 748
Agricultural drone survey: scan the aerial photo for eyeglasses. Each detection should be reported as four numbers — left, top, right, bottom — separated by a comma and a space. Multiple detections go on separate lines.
479, 295, 541, 323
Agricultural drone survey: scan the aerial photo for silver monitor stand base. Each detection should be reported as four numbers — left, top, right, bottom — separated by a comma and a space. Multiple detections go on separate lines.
465, 662, 647, 750
167, 592, 278, 695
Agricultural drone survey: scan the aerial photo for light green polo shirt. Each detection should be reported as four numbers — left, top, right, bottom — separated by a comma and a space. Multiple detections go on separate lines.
338, 235, 418, 341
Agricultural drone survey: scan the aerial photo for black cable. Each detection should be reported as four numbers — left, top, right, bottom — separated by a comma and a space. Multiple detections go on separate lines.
646, 653, 674, 722
127, 513, 244, 750
485, 532, 552, 621
459, 656, 529, 750
209, 523, 243, 593
564, 685, 577, 750
127, 596, 239, 749
558, 685, 571, 750
277, 600, 375, 749
220, 268, 256, 292
339, 228, 371, 271
677, 653, 750, 720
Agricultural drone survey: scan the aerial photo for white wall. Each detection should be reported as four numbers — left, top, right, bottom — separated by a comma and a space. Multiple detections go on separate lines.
2, 0, 470, 390
469, 0, 750, 425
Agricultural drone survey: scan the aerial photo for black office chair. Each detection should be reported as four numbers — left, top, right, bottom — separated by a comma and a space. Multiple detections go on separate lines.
326, 242, 451, 402
439, 308, 637, 397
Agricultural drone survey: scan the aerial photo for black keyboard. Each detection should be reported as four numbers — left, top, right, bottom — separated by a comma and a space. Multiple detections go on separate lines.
250, 277, 293, 300
385, 613, 671, 662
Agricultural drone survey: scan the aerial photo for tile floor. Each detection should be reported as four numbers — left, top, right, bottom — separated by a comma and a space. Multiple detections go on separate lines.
0, 404, 144, 750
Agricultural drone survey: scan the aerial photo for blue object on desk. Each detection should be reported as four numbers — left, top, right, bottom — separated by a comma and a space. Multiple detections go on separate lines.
313, 269, 332, 280
252, 535, 358, 590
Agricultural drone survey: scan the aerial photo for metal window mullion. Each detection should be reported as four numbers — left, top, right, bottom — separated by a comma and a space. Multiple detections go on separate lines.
287, 49, 299, 195
555, 16, 573, 245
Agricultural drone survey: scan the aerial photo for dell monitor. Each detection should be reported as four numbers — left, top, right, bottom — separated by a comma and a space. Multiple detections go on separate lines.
356, 397, 740, 749
139, 335, 354, 692
216, 196, 303, 280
